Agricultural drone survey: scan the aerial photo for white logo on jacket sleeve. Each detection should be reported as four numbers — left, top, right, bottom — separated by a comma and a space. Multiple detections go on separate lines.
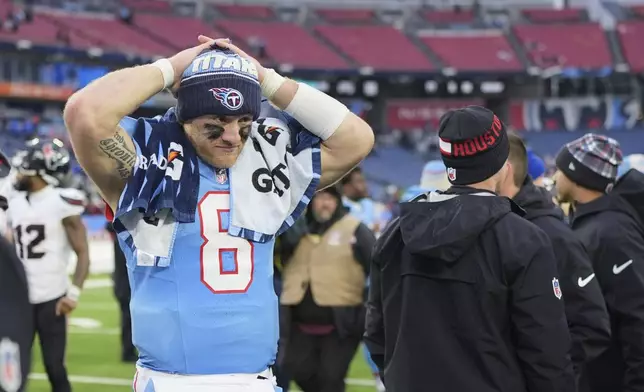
552, 278, 562, 300
0, 338, 21, 392
577, 273, 595, 288
613, 259, 633, 275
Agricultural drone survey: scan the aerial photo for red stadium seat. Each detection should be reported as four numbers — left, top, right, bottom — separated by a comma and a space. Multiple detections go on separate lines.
0, 15, 66, 46
46, 12, 172, 57
121, 0, 172, 13
314, 25, 434, 71
134, 13, 223, 50
419, 31, 523, 72
217, 20, 349, 69
422, 9, 475, 24
521, 8, 585, 23
630, 5, 644, 18
513, 23, 612, 69
617, 21, 644, 72
216, 5, 274, 19
315, 8, 376, 23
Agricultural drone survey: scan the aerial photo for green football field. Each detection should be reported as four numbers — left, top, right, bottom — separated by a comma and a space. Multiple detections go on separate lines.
27, 277, 376, 392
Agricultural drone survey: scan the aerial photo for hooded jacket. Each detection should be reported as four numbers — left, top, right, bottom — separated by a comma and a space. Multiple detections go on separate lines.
514, 179, 611, 384
569, 169, 644, 392
0, 150, 31, 392
364, 186, 576, 392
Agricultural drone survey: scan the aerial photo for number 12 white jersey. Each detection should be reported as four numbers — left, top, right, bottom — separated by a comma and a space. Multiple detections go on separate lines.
6, 186, 86, 304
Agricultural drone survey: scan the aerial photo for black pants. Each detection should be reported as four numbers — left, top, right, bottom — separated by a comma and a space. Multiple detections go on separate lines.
117, 296, 136, 361
283, 328, 360, 392
32, 297, 71, 392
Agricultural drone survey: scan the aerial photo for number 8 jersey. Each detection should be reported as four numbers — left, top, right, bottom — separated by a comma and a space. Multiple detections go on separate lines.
7, 186, 86, 304
114, 159, 279, 375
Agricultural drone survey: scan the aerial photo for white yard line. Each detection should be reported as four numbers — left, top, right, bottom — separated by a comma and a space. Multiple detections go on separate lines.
29, 373, 376, 388
69, 327, 120, 335
83, 278, 114, 289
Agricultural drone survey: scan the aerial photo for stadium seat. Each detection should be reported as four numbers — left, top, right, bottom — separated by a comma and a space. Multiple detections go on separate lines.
521, 8, 586, 23
616, 21, 644, 72
0, 14, 69, 47
45, 12, 172, 56
419, 31, 523, 72
361, 146, 427, 187
315, 8, 376, 23
422, 8, 475, 25
216, 20, 349, 69
629, 5, 644, 18
314, 25, 434, 71
121, 0, 172, 13
512, 23, 612, 69
215, 4, 274, 19
134, 13, 223, 50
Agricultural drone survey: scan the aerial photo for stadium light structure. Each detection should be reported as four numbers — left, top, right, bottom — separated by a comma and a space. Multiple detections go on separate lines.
336, 80, 356, 96
362, 80, 379, 97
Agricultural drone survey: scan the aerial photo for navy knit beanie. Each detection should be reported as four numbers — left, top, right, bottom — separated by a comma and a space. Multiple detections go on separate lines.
438, 106, 509, 185
175, 48, 261, 123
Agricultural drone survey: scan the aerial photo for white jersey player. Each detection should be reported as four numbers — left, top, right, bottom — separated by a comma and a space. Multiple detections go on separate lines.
6, 138, 90, 392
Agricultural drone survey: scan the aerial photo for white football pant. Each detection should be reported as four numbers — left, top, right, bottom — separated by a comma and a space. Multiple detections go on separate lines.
133, 366, 280, 392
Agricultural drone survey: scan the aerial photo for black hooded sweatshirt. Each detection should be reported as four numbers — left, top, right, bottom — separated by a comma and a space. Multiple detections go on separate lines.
0, 151, 32, 392
364, 186, 576, 392
514, 179, 611, 384
568, 169, 644, 392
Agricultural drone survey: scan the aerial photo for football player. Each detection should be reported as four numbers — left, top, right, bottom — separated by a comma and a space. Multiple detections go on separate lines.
7, 138, 90, 392
63, 37, 373, 392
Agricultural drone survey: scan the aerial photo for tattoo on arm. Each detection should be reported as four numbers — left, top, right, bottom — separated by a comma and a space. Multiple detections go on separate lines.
98, 131, 137, 179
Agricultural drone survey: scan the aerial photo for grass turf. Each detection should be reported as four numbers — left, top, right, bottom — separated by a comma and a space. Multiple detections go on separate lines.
27, 281, 376, 392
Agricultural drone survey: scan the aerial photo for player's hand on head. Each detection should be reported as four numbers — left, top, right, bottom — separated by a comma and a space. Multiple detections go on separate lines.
55, 296, 77, 316
197, 35, 267, 83
166, 37, 231, 92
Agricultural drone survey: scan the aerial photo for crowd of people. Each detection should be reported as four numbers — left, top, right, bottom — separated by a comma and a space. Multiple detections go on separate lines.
0, 35, 644, 392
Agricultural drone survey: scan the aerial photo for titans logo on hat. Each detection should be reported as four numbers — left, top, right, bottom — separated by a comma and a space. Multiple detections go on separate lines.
210, 88, 244, 110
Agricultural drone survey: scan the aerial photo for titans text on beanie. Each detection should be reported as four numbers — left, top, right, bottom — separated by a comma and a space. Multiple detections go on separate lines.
438, 106, 510, 186
176, 48, 261, 123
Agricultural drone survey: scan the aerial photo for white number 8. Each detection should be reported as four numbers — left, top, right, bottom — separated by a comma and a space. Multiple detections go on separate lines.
198, 191, 254, 294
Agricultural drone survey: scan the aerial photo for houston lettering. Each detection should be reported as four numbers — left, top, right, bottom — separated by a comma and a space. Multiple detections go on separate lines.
452, 115, 503, 157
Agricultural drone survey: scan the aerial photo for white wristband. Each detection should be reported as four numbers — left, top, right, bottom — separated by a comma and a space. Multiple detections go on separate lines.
284, 82, 349, 141
151, 58, 175, 90
67, 285, 81, 303
260, 68, 286, 99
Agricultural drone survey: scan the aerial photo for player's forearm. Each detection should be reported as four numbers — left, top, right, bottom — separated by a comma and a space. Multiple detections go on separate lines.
64, 65, 164, 137
72, 253, 90, 289
265, 74, 374, 187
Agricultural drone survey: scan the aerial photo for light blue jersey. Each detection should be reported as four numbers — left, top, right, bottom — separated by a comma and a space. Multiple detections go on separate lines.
117, 121, 278, 375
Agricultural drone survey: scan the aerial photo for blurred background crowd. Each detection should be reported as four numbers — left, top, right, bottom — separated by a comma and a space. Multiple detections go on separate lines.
1, 0, 644, 390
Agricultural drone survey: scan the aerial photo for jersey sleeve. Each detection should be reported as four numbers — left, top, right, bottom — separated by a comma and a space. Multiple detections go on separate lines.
118, 116, 139, 138
56, 188, 87, 219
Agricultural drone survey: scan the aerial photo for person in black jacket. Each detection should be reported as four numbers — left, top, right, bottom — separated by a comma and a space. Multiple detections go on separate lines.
554, 133, 644, 392
499, 133, 611, 386
0, 150, 32, 392
365, 106, 575, 392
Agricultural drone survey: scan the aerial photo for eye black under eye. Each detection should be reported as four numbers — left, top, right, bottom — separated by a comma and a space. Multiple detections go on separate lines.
204, 123, 222, 130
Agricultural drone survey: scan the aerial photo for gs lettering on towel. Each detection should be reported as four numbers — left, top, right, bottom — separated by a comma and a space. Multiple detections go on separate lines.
439, 115, 503, 157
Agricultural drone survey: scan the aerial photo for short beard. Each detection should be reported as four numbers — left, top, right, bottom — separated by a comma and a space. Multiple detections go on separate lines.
14, 177, 31, 192
555, 190, 573, 204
